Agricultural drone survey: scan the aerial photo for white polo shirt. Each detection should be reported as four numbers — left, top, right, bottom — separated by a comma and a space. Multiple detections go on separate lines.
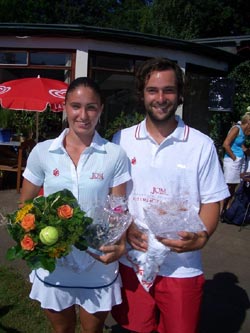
113, 116, 229, 278
23, 129, 131, 287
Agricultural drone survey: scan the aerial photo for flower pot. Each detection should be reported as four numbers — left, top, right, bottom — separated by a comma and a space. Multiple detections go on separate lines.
0, 128, 11, 142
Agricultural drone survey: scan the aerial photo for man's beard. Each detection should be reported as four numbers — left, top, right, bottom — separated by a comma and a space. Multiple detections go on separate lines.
146, 104, 177, 124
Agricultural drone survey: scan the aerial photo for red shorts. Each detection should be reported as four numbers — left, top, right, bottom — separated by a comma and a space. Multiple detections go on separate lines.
112, 263, 205, 333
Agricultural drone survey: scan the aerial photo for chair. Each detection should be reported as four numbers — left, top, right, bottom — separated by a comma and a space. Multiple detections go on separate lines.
0, 139, 36, 193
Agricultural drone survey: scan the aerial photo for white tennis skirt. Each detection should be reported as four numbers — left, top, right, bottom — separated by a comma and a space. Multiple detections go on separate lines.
29, 270, 122, 313
223, 156, 244, 184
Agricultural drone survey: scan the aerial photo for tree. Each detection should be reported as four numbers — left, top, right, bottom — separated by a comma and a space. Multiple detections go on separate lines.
139, 0, 250, 39
228, 60, 250, 121
0, 0, 248, 39
0, 0, 119, 26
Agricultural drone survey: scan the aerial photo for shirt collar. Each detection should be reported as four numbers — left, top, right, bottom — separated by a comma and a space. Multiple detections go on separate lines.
135, 115, 189, 142
48, 129, 107, 153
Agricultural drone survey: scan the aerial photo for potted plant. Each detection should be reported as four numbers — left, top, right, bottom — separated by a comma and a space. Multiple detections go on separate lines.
0, 108, 13, 142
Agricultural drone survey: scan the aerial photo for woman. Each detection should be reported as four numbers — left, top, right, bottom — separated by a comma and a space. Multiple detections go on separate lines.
222, 113, 250, 210
20, 77, 130, 333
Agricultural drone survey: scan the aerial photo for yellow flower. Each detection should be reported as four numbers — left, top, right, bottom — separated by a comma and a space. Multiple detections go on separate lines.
15, 203, 34, 223
48, 246, 67, 258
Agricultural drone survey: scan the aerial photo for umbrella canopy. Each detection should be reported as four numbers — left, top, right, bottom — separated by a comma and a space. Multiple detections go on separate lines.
0, 76, 68, 112
0, 76, 68, 141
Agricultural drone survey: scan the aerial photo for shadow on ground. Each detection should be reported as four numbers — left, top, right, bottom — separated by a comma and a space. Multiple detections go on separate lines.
199, 272, 250, 333
108, 271, 250, 333
0, 305, 22, 333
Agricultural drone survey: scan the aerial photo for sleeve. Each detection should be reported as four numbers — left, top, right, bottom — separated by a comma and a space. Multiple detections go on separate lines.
109, 145, 131, 188
22, 144, 45, 186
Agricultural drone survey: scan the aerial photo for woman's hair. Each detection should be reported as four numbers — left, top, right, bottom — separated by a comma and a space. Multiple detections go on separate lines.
241, 112, 250, 125
65, 77, 102, 102
135, 57, 184, 105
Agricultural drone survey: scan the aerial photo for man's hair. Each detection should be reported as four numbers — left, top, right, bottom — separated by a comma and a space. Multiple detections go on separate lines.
135, 57, 184, 105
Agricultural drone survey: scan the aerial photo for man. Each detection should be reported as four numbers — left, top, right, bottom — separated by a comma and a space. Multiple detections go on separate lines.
112, 58, 229, 333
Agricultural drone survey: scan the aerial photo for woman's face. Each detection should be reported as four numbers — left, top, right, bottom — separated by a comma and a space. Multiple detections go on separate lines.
64, 85, 103, 138
242, 122, 250, 136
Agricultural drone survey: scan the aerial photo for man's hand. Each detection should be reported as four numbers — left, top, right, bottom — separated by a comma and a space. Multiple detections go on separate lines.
157, 230, 209, 253
127, 222, 148, 252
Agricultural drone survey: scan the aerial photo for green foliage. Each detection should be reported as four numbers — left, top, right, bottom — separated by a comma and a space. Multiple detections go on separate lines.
0, 0, 248, 38
140, 0, 199, 39
208, 61, 250, 159
0, 108, 14, 129
103, 111, 145, 140
10, 110, 35, 136
4, 108, 62, 140
228, 60, 250, 121
209, 112, 232, 160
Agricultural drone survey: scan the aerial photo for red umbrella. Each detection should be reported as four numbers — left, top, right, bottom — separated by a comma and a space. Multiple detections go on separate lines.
0, 76, 68, 141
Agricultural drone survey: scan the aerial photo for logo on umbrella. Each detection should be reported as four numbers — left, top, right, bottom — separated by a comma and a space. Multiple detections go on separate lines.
0, 86, 11, 94
49, 89, 67, 99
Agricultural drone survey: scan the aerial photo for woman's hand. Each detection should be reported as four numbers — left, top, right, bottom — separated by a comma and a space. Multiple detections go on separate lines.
89, 234, 126, 264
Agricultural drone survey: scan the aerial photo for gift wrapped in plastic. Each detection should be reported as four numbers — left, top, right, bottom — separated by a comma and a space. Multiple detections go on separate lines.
85, 195, 132, 255
127, 229, 170, 291
127, 197, 207, 291
143, 196, 207, 239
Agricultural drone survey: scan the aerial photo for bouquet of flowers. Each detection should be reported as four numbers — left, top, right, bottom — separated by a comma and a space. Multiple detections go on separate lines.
6, 189, 92, 272
85, 195, 132, 255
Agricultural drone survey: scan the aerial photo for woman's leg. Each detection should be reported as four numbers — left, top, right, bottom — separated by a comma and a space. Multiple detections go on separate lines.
223, 183, 238, 210
44, 305, 76, 333
79, 306, 108, 333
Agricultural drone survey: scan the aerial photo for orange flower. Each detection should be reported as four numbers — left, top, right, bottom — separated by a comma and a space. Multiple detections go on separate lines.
57, 205, 73, 219
20, 235, 36, 251
21, 213, 36, 232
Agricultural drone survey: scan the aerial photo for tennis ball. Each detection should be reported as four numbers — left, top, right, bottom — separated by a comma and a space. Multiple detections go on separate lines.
39, 226, 59, 245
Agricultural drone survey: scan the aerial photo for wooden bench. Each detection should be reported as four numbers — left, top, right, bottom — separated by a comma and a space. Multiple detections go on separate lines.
0, 139, 36, 193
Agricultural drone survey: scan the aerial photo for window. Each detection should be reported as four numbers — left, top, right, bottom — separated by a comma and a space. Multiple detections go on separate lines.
30, 52, 72, 67
89, 52, 147, 138
0, 49, 75, 141
0, 51, 28, 65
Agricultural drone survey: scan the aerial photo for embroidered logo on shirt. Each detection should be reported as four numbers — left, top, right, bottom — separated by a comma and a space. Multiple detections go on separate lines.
53, 168, 59, 176
90, 172, 104, 180
177, 164, 186, 169
150, 187, 166, 195
131, 157, 136, 165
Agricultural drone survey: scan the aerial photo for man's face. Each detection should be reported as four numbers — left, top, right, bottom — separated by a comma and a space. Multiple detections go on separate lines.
143, 69, 179, 123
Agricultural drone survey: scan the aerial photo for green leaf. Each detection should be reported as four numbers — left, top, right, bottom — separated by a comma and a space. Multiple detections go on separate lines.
6, 247, 17, 260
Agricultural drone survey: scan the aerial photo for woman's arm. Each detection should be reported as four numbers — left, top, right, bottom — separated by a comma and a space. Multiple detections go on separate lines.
222, 126, 240, 160
19, 178, 42, 206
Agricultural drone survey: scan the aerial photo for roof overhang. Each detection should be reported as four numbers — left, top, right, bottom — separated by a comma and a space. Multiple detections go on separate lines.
0, 23, 242, 65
